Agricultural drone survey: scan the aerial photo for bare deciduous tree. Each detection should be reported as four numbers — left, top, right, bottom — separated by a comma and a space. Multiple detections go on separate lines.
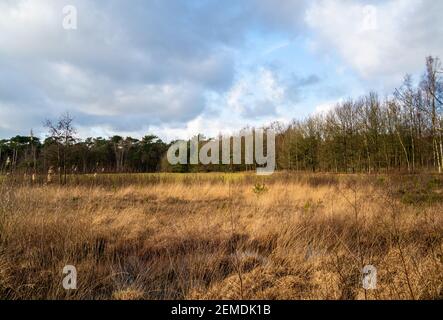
45, 112, 77, 184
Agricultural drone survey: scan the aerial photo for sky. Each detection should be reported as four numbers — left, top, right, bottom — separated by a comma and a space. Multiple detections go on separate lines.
0, 0, 442, 142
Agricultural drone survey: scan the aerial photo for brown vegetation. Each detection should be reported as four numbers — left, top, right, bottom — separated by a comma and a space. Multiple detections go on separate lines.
0, 173, 442, 300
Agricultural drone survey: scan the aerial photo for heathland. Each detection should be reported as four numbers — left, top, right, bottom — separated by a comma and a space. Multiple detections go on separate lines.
0, 172, 441, 300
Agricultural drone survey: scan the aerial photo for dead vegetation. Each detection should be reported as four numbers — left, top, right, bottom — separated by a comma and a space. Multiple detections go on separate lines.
0, 173, 442, 300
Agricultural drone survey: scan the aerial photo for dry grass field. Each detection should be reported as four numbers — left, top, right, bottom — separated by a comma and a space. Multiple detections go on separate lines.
0, 173, 442, 300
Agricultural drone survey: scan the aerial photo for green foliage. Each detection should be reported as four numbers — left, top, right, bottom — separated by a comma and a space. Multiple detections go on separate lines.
396, 176, 443, 205
252, 183, 268, 196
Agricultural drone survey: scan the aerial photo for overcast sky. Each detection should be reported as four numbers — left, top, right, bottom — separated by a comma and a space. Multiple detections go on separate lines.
1, 0, 442, 141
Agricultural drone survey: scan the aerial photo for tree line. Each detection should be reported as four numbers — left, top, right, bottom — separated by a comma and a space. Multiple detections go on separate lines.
0, 120, 169, 182
0, 56, 442, 178
274, 56, 443, 173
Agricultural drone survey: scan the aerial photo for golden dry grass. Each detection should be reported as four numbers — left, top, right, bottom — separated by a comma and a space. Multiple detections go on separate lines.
0, 173, 442, 300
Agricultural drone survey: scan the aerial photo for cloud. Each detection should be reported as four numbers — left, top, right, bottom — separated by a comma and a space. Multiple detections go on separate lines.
0, 0, 441, 140
254, 0, 309, 30
0, 0, 253, 136
305, 0, 443, 87
226, 68, 287, 118
313, 98, 343, 115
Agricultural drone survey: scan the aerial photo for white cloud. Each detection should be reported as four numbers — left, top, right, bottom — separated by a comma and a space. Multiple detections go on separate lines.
0, 0, 241, 136
1, 0, 442, 140
305, 0, 443, 87
226, 68, 286, 117
314, 99, 343, 115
